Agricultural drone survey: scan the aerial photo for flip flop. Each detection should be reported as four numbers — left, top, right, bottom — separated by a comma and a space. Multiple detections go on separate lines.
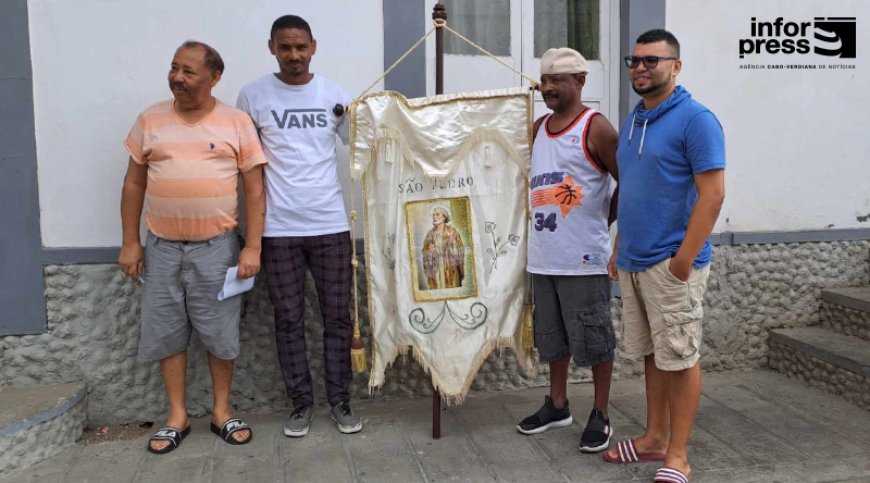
210, 418, 253, 445
147, 425, 191, 454
603, 439, 666, 464
654, 466, 692, 482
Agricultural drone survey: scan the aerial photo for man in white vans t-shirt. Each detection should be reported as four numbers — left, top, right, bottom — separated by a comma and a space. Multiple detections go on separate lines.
236, 14, 361, 437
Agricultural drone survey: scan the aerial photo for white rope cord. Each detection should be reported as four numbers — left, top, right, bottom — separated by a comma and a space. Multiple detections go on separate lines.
358, 23, 440, 98
349, 201, 361, 344
359, 18, 538, 98
439, 22, 539, 89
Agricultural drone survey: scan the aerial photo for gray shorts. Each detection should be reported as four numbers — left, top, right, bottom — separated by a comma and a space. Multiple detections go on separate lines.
532, 274, 615, 366
138, 231, 242, 362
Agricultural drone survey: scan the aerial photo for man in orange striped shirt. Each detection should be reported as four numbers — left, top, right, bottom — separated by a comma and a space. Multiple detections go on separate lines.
119, 41, 267, 454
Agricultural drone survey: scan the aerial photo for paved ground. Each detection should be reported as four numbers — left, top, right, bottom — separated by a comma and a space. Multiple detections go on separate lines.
4, 370, 870, 483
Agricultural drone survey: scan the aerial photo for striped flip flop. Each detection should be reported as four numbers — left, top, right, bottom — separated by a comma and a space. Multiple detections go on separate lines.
654, 466, 692, 483
602, 438, 666, 463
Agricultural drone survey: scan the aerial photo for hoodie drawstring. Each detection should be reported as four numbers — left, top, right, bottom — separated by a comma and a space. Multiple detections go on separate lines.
638, 119, 648, 158
627, 114, 648, 158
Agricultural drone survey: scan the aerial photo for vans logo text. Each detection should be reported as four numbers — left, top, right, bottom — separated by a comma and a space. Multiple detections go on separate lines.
271, 108, 328, 129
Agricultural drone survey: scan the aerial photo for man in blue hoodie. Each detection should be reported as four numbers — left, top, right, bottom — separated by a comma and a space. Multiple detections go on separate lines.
602, 30, 725, 483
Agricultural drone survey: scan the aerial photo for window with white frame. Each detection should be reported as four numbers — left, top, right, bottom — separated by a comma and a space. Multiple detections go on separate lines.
443, 0, 511, 56
534, 0, 600, 59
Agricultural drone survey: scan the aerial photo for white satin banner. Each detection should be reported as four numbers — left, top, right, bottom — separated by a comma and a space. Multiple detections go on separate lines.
350, 89, 537, 403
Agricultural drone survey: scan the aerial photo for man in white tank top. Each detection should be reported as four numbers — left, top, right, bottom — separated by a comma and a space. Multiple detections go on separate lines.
516, 48, 621, 455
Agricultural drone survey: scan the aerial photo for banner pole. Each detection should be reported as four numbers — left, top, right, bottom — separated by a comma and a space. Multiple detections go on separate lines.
431, 1, 446, 440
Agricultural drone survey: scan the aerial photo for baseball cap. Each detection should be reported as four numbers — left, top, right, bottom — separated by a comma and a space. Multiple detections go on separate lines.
540, 48, 589, 75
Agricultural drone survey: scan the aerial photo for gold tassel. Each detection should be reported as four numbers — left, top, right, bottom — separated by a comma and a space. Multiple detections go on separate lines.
350, 321, 367, 373
348, 246, 366, 373
521, 303, 535, 350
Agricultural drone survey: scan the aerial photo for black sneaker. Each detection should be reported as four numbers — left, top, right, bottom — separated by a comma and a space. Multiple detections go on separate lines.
579, 408, 612, 453
516, 396, 573, 435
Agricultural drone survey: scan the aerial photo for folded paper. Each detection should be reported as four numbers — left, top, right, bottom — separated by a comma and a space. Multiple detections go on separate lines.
217, 267, 254, 301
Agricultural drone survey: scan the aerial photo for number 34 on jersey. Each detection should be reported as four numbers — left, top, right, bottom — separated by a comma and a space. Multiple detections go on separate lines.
530, 171, 585, 232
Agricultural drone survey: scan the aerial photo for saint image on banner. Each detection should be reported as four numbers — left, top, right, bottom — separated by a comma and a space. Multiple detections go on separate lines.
406, 197, 477, 302
423, 205, 464, 289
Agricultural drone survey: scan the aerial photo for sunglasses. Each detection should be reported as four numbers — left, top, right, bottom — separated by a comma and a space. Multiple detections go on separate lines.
624, 55, 679, 69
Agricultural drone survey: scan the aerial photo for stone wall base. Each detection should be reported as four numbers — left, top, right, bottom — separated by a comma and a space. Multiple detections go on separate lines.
1, 240, 867, 423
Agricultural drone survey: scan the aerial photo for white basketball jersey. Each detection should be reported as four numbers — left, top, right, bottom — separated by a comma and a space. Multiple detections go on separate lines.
527, 109, 613, 275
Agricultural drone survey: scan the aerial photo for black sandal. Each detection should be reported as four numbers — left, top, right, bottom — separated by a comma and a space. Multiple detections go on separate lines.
147, 425, 191, 454
210, 418, 252, 445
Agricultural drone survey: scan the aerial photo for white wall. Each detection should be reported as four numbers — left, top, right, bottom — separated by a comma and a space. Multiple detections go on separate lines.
30, 0, 384, 247
31, 0, 870, 246
667, 0, 870, 232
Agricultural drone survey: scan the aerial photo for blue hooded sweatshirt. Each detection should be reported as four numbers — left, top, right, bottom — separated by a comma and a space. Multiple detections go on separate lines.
616, 86, 725, 272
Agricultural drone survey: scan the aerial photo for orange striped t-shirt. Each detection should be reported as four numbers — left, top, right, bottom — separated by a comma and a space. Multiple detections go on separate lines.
124, 99, 267, 241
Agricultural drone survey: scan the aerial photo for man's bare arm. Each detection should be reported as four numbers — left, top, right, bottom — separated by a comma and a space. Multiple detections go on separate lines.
237, 165, 266, 278
531, 115, 546, 143
607, 234, 619, 281
587, 114, 620, 226
119, 157, 148, 280
669, 169, 725, 281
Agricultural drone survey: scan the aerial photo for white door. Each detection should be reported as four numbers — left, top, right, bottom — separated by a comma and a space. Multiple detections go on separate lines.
521, 0, 621, 124
424, 0, 619, 125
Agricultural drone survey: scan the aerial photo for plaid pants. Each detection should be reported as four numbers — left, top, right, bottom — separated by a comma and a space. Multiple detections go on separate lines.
262, 232, 352, 408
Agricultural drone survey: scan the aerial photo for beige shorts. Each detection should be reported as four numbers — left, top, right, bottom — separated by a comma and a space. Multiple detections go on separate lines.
618, 258, 710, 371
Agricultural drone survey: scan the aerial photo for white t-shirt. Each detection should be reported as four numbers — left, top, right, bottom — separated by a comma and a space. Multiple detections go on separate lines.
237, 74, 351, 237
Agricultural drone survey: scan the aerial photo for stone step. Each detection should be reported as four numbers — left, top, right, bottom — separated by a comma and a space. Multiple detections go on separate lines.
820, 287, 870, 341
822, 287, 870, 313
0, 383, 87, 478
768, 327, 869, 410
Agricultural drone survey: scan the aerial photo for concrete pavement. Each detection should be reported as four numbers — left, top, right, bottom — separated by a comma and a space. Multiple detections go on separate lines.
3, 370, 870, 483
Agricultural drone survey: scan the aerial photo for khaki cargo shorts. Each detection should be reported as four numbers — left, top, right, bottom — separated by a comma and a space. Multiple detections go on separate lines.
618, 257, 710, 371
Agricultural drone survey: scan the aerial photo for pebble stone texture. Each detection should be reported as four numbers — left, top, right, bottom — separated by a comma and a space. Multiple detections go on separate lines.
821, 302, 870, 342
0, 395, 86, 478
0, 240, 868, 424
768, 341, 870, 410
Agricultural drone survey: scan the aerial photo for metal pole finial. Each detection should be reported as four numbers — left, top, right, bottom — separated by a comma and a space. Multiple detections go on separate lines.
433, 2, 447, 21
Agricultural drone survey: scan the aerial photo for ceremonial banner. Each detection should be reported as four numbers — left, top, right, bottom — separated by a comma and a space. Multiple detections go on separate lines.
350, 89, 537, 403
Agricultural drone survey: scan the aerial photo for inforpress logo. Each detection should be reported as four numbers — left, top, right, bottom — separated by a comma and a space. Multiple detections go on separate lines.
814, 17, 856, 58
739, 16, 856, 59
